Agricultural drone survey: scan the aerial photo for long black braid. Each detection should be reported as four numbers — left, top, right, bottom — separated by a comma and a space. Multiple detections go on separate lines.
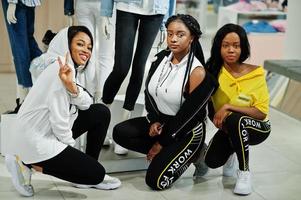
165, 14, 206, 104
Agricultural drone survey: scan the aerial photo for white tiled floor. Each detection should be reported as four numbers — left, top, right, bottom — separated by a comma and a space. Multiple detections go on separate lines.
1, 72, 301, 199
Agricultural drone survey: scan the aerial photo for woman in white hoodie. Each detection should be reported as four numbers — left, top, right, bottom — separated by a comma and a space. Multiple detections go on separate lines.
5, 26, 121, 197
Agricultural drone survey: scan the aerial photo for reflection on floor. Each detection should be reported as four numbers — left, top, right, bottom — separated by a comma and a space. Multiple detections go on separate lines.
1, 72, 301, 200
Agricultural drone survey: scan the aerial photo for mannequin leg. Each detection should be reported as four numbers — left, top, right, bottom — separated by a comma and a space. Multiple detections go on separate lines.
76, 0, 103, 103
123, 14, 164, 111
1, 1, 41, 113
27, 5, 42, 61
101, 10, 138, 149
17, 84, 30, 103
1, 1, 41, 88
75, 0, 96, 37
96, 5, 116, 97
101, 10, 139, 105
5, 82, 29, 114
113, 109, 131, 154
76, 1, 115, 146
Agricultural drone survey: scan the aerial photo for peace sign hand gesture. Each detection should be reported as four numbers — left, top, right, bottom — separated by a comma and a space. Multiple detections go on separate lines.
58, 53, 78, 95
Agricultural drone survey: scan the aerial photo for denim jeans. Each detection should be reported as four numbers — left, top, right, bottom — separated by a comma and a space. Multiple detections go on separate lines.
64, 0, 74, 16
102, 10, 164, 111
2, 0, 42, 88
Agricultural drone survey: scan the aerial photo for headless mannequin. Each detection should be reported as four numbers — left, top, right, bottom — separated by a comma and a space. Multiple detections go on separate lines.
100, 0, 174, 154
1, 0, 42, 113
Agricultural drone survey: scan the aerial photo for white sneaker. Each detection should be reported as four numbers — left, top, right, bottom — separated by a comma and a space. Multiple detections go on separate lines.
114, 144, 128, 155
73, 175, 121, 190
5, 155, 34, 197
234, 170, 252, 195
223, 153, 238, 177
103, 136, 111, 146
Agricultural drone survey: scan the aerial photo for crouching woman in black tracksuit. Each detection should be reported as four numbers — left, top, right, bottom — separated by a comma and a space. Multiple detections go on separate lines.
113, 14, 218, 190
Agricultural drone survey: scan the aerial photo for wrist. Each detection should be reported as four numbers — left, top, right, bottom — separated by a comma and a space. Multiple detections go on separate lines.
66, 82, 79, 97
155, 141, 162, 148
225, 103, 234, 111
68, 87, 79, 98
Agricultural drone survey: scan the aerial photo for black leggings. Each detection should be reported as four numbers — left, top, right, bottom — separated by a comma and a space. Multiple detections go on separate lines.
72, 104, 110, 160
113, 117, 205, 190
31, 104, 110, 185
205, 112, 271, 171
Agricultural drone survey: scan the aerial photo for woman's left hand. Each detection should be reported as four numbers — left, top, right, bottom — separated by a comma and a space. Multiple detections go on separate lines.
149, 122, 163, 137
213, 104, 230, 129
147, 142, 162, 161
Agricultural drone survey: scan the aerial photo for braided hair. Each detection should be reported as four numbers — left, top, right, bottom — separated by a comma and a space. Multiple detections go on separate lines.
165, 14, 205, 103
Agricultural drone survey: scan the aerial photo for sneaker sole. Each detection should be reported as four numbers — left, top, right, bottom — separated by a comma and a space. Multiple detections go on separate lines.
73, 181, 121, 190
233, 188, 252, 195
73, 184, 91, 189
96, 180, 121, 190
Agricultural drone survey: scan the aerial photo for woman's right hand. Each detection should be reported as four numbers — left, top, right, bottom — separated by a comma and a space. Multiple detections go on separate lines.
58, 53, 78, 95
149, 122, 163, 137
58, 53, 72, 84
213, 104, 230, 129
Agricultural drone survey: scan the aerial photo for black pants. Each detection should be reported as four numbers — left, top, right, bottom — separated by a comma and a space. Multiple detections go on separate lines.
113, 117, 205, 190
102, 11, 164, 110
31, 104, 110, 185
205, 112, 271, 171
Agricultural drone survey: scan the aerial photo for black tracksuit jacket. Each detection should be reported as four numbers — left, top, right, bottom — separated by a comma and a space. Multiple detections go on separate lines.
144, 50, 219, 146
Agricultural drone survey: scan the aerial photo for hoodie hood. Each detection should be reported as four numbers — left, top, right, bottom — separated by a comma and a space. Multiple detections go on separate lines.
47, 27, 70, 60
45, 27, 97, 96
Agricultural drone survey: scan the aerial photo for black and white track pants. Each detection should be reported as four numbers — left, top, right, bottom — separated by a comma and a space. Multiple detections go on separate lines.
205, 112, 271, 171
113, 117, 205, 190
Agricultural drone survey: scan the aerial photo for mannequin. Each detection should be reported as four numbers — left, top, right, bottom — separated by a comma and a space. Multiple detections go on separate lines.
64, 0, 116, 146
100, 0, 175, 154
1, 0, 42, 113
64, 0, 115, 103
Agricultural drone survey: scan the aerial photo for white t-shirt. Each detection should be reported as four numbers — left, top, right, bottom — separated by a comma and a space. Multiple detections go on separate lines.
148, 52, 202, 115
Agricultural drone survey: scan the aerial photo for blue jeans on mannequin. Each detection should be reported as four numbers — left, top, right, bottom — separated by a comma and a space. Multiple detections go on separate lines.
1, 0, 42, 88
102, 10, 164, 111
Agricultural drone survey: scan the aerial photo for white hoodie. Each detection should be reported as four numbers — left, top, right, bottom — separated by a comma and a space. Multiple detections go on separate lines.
14, 27, 95, 164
